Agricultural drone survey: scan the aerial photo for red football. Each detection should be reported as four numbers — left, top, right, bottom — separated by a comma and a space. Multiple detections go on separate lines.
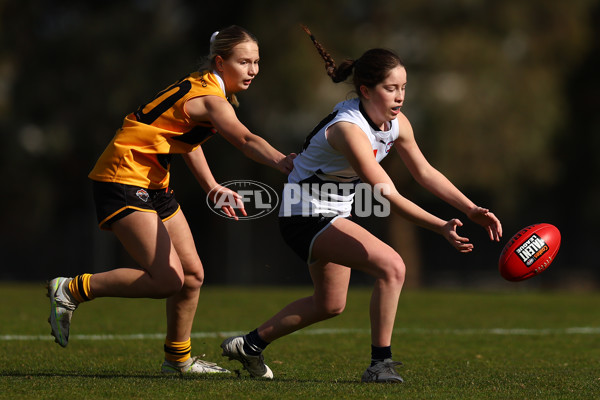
498, 223, 561, 282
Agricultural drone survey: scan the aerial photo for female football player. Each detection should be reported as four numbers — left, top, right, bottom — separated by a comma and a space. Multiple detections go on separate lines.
220, 26, 502, 382
47, 25, 295, 374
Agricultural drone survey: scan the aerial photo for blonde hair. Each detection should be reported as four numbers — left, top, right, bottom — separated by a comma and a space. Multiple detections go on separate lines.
201, 25, 258, 107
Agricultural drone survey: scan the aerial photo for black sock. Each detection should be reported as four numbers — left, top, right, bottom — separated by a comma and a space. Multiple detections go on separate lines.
371, 345, 392, 366
243, 329, 270, 356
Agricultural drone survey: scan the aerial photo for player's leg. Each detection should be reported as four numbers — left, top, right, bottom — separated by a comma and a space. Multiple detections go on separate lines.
161, 209, 228, 374
311, 217, 405, 347
310, 217, 405, 382
164, 210, 202, 342
90, 211, 185, 297
220, 261, 351, 379
256, 261, 351, 342
222, 217, 404, 381
47, 211, 184, 347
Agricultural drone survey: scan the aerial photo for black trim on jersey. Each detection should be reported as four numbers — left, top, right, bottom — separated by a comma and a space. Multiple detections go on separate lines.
157, 154, 172, 170
135, 77, 192, 125
299, 174, 360, 196
172, 125, 216, 145
358, 101, 383, 132
302, 110, 339, 151
314, 169, 359, 181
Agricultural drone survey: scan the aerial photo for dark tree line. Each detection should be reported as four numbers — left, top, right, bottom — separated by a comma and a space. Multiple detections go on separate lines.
1, 0, 598, 289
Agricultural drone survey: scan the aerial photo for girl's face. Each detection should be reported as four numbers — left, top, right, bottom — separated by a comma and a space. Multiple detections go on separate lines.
216, 41, 260, 95
360, 66, 406, 129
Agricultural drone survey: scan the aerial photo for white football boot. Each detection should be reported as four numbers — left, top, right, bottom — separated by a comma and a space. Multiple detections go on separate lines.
47, 277, 79, 347
221, 336, 273, 379
161, 356, 230, 374
361, 359, 404, 383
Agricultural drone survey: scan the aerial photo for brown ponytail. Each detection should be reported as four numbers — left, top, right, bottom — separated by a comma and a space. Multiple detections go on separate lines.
301, 25, 354, 83
302, 25, 405, 97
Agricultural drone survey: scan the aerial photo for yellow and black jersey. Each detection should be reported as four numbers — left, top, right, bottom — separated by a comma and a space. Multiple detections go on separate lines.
89, 71, 227, 189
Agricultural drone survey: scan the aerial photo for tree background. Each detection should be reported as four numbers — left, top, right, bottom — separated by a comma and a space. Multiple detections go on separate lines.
1, 0, 598, 289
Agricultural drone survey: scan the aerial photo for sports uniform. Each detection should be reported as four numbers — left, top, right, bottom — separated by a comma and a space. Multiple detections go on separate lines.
88, 70, 227, 229
279, 97, 399, 263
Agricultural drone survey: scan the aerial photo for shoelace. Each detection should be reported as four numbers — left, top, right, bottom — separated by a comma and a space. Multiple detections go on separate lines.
379, 360, 403, 374
55, 290, 78, 311
190, 355, 218, 367
58, 300, 78, 311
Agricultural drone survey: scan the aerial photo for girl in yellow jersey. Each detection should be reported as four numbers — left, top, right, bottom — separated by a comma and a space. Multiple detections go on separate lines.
47, 25, 294, 374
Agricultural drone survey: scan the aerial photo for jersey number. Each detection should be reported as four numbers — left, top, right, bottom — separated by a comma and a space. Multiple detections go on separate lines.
134, 77, 192, 124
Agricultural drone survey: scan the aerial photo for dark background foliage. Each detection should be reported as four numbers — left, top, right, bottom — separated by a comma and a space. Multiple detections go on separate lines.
1, 0, 598, 289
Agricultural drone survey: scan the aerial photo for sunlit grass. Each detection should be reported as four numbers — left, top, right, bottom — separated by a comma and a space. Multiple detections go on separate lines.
1, 283, 599, 399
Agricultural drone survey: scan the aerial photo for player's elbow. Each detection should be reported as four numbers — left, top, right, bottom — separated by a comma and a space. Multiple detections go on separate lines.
413, 166, 442, 189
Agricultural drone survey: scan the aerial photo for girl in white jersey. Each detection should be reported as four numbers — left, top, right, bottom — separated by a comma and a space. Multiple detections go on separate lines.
221, 26, 503, 383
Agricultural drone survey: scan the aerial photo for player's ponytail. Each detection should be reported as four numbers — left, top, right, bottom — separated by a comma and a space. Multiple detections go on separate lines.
302, 25, 404, 99
301, 25, 355, 84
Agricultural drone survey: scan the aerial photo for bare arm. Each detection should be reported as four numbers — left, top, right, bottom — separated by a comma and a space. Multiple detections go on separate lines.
393, 113, 502, 241
181, 145, 219, 193
327, 121, 474, 252
185, 95, 294, 174
182, 147, 246, 220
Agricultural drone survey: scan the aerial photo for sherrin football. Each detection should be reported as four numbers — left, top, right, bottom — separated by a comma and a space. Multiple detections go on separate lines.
498, 223, 561, 282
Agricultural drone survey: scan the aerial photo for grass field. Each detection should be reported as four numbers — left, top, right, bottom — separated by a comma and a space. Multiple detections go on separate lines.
1, 283, 599, 399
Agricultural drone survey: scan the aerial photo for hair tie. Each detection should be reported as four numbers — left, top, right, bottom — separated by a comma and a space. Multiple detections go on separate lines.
210, 31, 219, 44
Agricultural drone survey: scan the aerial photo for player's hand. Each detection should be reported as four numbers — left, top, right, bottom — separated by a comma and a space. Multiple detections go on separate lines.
207, 185, 247, 221
441, 218, 474, 253
278, 153, 297, 175
467, 206, 502, 242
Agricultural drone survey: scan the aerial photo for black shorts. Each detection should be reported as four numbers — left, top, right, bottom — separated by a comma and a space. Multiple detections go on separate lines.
279, 214, 346, 264
92, 181, 180, 230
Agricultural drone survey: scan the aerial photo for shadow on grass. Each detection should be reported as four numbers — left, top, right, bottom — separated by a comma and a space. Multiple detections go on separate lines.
0, 371, 362, 385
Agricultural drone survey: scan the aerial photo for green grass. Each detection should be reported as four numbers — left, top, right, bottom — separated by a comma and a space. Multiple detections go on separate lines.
1, 283, 599, 399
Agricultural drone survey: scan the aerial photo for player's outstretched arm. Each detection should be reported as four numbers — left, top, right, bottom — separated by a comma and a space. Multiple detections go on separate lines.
186, 95, 293, 174
327, 121, 472, 252
393, 114, 502, 242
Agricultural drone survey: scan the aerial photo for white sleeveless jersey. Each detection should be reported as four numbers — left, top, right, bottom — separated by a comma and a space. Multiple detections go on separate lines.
280, 98, 399, 217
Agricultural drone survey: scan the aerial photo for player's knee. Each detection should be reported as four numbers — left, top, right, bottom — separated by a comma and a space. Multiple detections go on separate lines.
379, 253, 406, 287
183, 261, 204, 290
187, 270, 204, 289
316, 299, 346, 319
324, 303, 345, 318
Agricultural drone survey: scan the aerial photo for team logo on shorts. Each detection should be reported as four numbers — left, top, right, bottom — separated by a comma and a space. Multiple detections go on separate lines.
136, 189, 150, 202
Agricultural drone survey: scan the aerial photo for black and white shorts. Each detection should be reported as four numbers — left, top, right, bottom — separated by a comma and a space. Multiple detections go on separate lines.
279, 214, 347, 264
92, 181, 180, 230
